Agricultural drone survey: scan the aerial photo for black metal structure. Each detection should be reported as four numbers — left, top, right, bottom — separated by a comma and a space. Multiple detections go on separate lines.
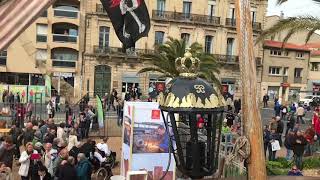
158, 50, 225, 179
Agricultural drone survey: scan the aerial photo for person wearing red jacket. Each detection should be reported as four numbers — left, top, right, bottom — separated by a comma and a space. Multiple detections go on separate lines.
16, 103, 26, 128
312, 112, 320, 137
304, 126, 315, 156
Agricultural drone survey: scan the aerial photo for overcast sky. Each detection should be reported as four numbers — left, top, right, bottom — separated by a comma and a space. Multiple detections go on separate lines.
267, 0, 319, 17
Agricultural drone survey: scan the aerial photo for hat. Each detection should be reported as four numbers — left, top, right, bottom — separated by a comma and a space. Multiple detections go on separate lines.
35, 142, 43, 148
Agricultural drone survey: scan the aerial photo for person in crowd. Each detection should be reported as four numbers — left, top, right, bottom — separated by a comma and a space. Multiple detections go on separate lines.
15, 92, 21, 104
47, 101, 54, 118
37, 164, 51, 180
76, 153, 92, 180
84, 108, 95, 139
281, 104, 287, 120
80, 139, 95, 158
96, 137, 111, 157
124, 91, 131, 101
18, 142, 39, 180
263, 94, 269, 108
32, 130, 42, 146
73, 123, 82, 141
0, 162, 12, 180
56, 94, 60, 112
312, 111, 320, 140
79, 113, 86, 140
57, 123, 66, 142
0, 136, 15, 169
296, 104, 305, 124
304, 126, 315, 156
276, 116, 284, 146
16, 103, 26, 128
234, 99, 241, 114
8, 92, 14, 110
284, 130, 295, 161
42, 143, 58, 177
292, 130, 308, 170
58, 156, 77, 180
226, 111, 235, 128
288, 165, 303, 176
263, 125, 270, 157
268, 129, 280, 161
269, 117, 278, 131
53, 148, 69, 179
274, 102, 281, 117
9, 124, 23, 159
23, 122, 35, 146
117, 98, 124, 126
65, 102, 73, 128
44, 128, 56, 144
286, 112, 296, 136
108, 89, 116, 111
290, 103, 297, 113
26, 100, 33, 121
103, 93, 109, 110
67, 129, 80, 151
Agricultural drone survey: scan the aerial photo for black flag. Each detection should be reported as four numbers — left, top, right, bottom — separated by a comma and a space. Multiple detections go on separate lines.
100, 0, 150, 52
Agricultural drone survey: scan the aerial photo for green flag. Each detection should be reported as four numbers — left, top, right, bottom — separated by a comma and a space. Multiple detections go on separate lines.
96, 95, 104, 128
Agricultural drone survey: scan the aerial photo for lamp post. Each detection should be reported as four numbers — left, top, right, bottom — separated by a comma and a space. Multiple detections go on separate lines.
158, 50, 225, 179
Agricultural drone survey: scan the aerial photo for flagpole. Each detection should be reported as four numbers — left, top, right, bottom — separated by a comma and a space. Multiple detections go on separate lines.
234, 0, 267, 180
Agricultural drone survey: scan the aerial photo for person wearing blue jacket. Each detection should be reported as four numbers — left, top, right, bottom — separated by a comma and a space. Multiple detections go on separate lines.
76, 153, 92, 180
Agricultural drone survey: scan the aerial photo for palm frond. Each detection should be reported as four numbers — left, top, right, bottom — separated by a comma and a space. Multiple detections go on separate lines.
256, 16, 320, 44
277, 0, 320, 4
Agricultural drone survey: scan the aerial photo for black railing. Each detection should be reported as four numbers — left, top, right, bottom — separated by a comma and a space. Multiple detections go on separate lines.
213, 54, 239, 63
152, 10, 220, 26
52, 60, 76, 68
0, 57, 6, 66
93, 46, 155, 56
96, 4, 108, 14
225, 18, 261, 31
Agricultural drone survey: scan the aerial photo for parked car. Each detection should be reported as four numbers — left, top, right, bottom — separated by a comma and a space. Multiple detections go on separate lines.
300, 95, 316, 106
310, 96, 320, 107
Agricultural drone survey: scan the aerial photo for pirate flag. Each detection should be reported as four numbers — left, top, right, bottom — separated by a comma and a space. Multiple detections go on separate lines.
100, 0, 150, 52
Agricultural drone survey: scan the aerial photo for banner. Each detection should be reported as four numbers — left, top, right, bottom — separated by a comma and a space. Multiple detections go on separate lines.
121, 102, 175, 179
0, 84, 8, 102
96, 95, 104, 128
28, 86, 46, 103
8, 85, 28, 103
45, 75, 51, 98
100, 0, 150, 50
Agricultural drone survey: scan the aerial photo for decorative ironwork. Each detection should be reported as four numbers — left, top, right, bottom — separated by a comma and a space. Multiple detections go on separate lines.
152, 10, 221, 26
225, 18, 262, 31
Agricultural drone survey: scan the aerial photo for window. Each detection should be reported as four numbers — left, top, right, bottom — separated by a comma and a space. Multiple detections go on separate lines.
226, 38, 234, 56
251, 7, 257, 22
181, 33, 190, 46
183, 1, 192, 19
205, 35, 213, 54
99, 26, 110, 48
311, 62, 320, 71
155, 31, 165, 45
35, 49, 47, 60
270, 50, 281, 56
52, 48, 78, 60
296, 52, 305, 59
36, 24, 47, 42
229, 6, 235, 19
269, 67, 281, 75
41, 10, 48, 17
157, 0, 165, 11
283, 67, 288, 76
294, 68, 303, 78
0, 50, 7, 66
208, 0, 215, 16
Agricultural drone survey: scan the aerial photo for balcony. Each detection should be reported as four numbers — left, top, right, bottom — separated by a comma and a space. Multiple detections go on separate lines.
225, 18, 262, 31
93, 46, 155, 56
52, 59, 76, 68
96, 4, 107, 14
213, 54, 239, 64
152, 10, 220, 26
53, 34, 77, 43
294, 77, 302, 84
283, 76, 288, 83
54, 8, 79, 19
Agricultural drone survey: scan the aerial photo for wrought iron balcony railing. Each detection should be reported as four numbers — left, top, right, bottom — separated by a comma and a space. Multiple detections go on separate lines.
53, 34, 78, 43
225, 18, 262, 31
93, 46, 155, 56
152, 10, 220, 26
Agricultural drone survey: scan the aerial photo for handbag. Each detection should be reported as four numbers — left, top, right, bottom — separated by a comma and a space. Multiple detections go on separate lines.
271, 140, 281, 151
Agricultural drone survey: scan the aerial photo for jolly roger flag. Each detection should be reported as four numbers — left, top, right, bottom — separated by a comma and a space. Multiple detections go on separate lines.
100, 0, 150, 51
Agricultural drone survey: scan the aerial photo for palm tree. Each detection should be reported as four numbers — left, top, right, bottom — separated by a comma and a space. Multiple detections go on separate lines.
137, 37, 221, 86
256, 0, 320, 44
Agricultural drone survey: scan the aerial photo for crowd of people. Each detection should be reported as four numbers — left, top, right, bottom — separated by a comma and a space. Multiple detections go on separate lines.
263, 99, 320, 174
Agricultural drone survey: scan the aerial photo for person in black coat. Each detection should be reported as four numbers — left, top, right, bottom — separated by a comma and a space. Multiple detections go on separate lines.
38, 164, 52, 180
292, 130, 308, 170
286, 112, 296, 136
284, 131, 295, 161
276, 117, 284, 146
263, 125, 271, 157
58, 156, 77, 180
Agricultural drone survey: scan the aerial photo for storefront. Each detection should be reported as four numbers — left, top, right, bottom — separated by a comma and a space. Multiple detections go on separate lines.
52, 72, 74, 95
148, 74, 166, 98
122, 73, 140, 97
221, 78, 236, 99
267, 86, 280, 101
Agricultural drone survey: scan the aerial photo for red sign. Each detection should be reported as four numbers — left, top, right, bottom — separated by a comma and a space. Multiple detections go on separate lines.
151, 109, 161, 120
281, 83, 290, 87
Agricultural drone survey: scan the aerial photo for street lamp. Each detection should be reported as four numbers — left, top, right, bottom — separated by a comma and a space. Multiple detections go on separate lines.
158, 49, 225, 179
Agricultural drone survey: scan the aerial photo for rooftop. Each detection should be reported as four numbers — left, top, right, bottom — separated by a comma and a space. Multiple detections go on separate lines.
264, 40, 310, 52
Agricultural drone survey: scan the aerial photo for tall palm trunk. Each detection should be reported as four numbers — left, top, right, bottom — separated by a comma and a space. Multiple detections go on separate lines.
234, 0, 267, 179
